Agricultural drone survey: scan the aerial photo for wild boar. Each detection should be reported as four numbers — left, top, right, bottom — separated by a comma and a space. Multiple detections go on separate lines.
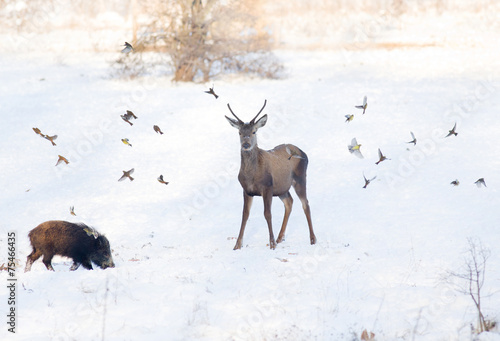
24, 220, 115, 272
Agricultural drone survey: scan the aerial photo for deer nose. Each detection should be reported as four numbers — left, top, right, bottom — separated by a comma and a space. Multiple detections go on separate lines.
242, 142, 251, 149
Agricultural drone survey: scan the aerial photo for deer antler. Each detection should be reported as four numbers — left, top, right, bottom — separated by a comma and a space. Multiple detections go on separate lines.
250, 99, 267, 124
227, 103, 244, 123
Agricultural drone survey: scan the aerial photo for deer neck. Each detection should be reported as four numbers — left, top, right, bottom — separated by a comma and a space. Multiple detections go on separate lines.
238, 145, 265, 191
240, 146, 261, 171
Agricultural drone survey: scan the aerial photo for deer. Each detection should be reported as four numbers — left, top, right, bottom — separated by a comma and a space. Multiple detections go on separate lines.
225, 99, 316, 250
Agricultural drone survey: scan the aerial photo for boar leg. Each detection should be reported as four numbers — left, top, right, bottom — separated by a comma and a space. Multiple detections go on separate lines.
42, 254, 55, 271
70, 262, 81, 271
25, 249, 42, 272
81, 259, 93, 270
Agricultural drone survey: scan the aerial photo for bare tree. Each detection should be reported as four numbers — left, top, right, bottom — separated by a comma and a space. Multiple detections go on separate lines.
115, 0, 282, 82
448, 238, 494, 334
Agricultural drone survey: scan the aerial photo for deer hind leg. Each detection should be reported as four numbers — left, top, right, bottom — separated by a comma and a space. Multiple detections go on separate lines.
293, 179, 317, 245
277, 191, 293, 244
234, 192, 253, 250
263, 189, 276, 250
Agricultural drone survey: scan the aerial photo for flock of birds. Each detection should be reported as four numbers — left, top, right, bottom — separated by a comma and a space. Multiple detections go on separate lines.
29, 42, 178, 216
32, 107, 170, 214
345, 96, 487, 189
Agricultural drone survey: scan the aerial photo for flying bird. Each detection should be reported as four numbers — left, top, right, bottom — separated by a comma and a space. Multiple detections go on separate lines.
475, 178, 486, 188
406, 131, 417, 145
345, 114, 354, 123
205, 85, 218, 99
119, 168, 135, 182
121, 110, 137, 126
121, 115, 133, 126
363, 173, 376, 189
69, 206, 76, 216
83, 226, 99, 239
153, 125, 164, 135
286, 145, 305, 160
375, 148, 390, 165
124, 110, 137, 119
32, 127, 44, 137
121, 42, 134, 54
355, 96, 368, 114
157, 175, 169, 185
55, 155, 69, 166
348, 138, 364, 159
44, 134, 58, 146
445, 123, 458, 137
450, 179, 460, 186
121, 138, 132, 147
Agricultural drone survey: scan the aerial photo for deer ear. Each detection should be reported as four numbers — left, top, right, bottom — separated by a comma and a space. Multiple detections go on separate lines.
254, 114, 268, 129
225, 116, 241, 129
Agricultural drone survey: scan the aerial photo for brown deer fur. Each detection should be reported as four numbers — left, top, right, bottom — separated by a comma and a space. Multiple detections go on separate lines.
225, 100, 316, 250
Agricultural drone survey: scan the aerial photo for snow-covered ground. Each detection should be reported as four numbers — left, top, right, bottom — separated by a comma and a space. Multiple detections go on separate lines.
1, 5, 500, 341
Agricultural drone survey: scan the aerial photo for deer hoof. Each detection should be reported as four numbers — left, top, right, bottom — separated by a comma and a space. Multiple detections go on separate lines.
269, 239, 276, 250
310, 235, 317, 245
233, 241, 242, 250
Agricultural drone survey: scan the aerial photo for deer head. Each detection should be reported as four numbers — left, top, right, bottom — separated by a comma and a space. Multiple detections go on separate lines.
225, 100, 268, 151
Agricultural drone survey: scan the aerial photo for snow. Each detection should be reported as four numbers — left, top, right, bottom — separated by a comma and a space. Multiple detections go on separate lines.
1, 8, 500, 341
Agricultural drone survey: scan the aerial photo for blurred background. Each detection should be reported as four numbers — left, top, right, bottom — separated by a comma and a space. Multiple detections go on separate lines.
1, 0, 498, 72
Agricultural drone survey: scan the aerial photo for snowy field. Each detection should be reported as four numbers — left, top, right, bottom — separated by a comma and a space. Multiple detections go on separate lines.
1, 7, 500, 341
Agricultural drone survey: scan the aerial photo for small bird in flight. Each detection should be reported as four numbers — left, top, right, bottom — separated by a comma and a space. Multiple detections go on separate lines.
345, 114, 354, 123
355, 96, 368, 114
205, 85, 218, 99
121, 110, 137, 126
375, 148, 390, 165
157, 175, 169, 185
445, 123, 458, 137
406, 131, 417, 145
348, 138, 364, 159
363, 173, 376, 188
55, 155, 69, 166
33, 127, 45, 137
121, 138, 132, 147
69, 206, 76, 216
119, 168, 135, 182
83, 226, 99, 239
474, 178, 486, 187
153, 125, 164, 135
450, 179, 460, 186
121, 42, 134, 54
44, 134, 58, 146
285, 145, 305, 160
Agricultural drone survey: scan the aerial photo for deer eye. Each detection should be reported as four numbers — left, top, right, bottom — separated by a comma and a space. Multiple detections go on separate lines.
252, 131, 256, 135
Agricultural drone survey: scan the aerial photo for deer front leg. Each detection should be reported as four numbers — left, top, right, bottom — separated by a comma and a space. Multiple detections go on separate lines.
263, 190, 276, 250
234, 192, 253, 250
277, 191, 293, 244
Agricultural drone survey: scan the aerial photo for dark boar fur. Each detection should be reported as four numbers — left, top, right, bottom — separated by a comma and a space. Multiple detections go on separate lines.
25, 220, 115, 272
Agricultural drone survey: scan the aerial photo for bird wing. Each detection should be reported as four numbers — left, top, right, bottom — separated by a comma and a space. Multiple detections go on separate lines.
128, 168, 135, 175
377, 148, 382, 158
410, 131, 415, 140
362, 96, 367, 106
351, 138, 358, 146
353, 149, 364, 159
